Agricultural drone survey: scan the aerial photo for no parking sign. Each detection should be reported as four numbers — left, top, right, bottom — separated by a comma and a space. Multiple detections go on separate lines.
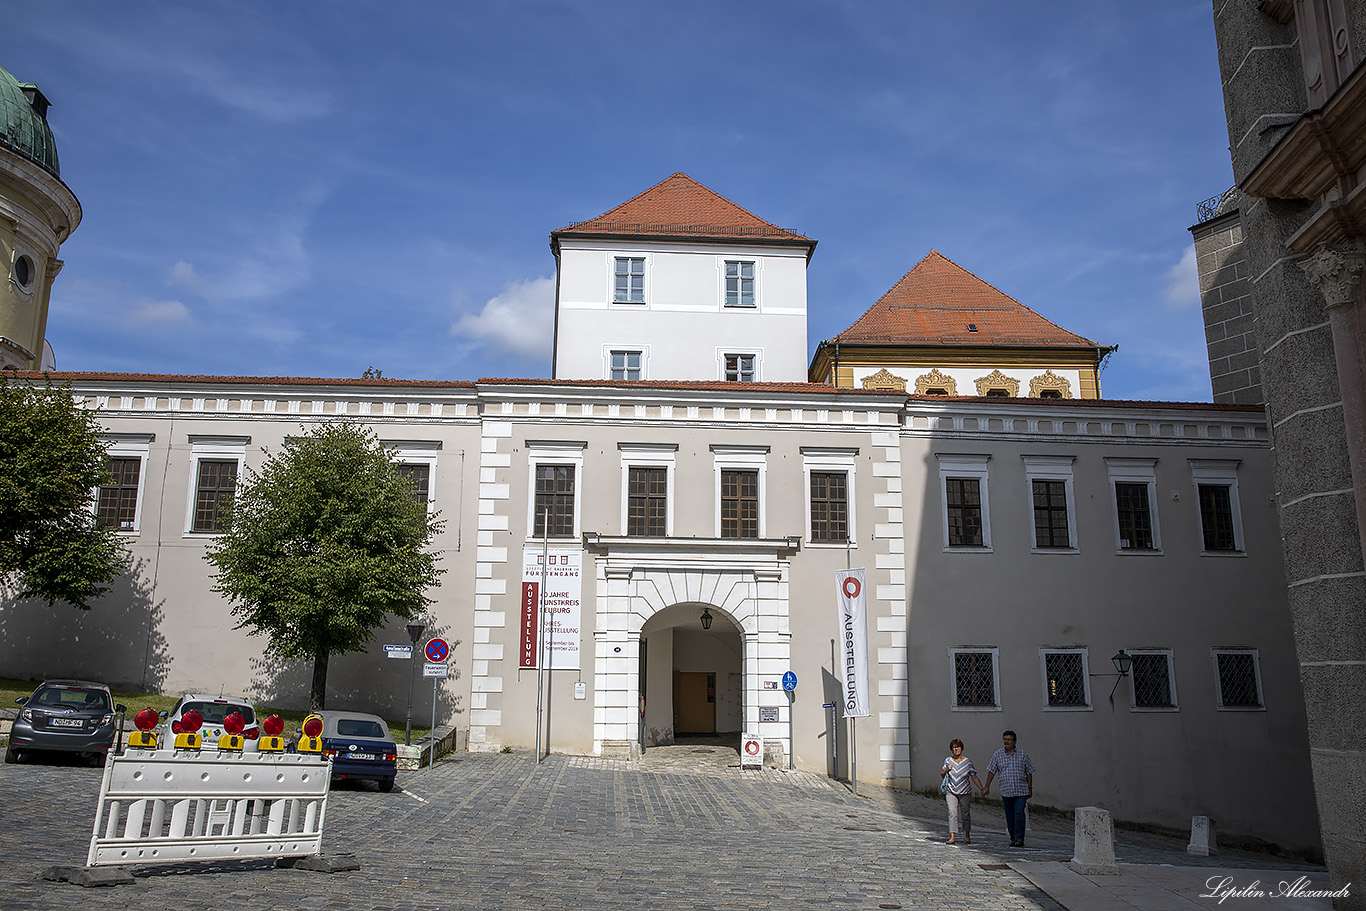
740, 732, 763, 769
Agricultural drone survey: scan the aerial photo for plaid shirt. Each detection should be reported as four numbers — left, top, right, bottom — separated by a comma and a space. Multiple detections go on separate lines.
986, 747, 1036, 798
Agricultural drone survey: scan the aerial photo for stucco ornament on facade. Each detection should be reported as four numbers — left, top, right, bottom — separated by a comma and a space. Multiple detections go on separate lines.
860, 368, 907, 392
1029, 369, 1072, 399
973, 369, 1019, 397
913, 368, 957, 395
1297, 246, 1366, 311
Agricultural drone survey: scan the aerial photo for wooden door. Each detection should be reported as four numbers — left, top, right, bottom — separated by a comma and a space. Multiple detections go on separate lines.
675, 672, 716, 733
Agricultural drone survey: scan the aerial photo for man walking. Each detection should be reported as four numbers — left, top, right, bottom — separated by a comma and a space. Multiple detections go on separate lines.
982, 730, 1035, 847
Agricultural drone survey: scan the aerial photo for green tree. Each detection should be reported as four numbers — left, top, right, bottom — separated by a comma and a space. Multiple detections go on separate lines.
0, 377, 128, 609
205, 421, 444, 711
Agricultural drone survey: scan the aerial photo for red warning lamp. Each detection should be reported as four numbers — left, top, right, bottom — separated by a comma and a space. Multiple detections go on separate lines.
303, 716, 323, 738
262, 714, 284, 737
133, 708, 159, 731
223, 712, 245, 736
180, 709, 203, 734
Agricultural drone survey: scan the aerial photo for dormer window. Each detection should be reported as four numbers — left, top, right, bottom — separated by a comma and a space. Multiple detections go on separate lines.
925, 387, 948, 395
985, 388, 1009, 397
968, 324, 978, 332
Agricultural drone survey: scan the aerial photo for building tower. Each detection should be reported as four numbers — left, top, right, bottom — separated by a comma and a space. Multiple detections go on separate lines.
0, 64, 81, 371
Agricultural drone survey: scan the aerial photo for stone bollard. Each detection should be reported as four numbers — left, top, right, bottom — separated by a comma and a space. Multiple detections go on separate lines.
1069, 806, 1119, 875
1188, 816, 1218, 856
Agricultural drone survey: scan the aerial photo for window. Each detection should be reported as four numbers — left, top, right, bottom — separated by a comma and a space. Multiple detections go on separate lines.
610, 350, 642, 381
13, 254, 34, 290
724, 260, 755, 307
1024, 454, 1077, 552
720, 470, 758, 538
1040, 649, 1091, 709
526, 440, 586, 539
184, 434, 249, 535
724, 354, 755, 382
396, 463, 430, 507
534, 465, 575, 537
946, 479, 983, 546
613, 256, 645, 303
1212, 649, 1263, 709
1191, 460, 1244, 554
1130, 650, 1177, 710
949, 648, 1000, 710
193, 460, 237, 533
937, 454, 991, 550
803, 447, 857, 546
96, 457, 142, 530
627, 467, 667, 536
1106, 458, 1161, 552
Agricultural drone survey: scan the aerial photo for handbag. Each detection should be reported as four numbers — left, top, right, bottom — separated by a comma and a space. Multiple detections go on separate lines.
940, 761, 951, 794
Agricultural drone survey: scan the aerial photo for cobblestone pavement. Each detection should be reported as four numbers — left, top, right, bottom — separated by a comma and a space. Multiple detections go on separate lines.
0, 744, 1324, 911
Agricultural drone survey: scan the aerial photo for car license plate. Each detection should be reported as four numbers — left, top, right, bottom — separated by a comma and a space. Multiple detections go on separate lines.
348, 752, 376, 761
50, 718, 84, 728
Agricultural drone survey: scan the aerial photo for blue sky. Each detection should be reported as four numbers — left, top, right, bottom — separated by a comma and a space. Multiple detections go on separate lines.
6, 2, 1232, 401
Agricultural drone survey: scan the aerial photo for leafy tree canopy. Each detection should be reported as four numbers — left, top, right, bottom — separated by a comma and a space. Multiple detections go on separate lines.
205, 421, 445, 710
0, 377, 128, 609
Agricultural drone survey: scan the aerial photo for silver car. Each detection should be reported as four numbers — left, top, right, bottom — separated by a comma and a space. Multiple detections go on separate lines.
160, 694, 261, 752
6, 680, 125, 766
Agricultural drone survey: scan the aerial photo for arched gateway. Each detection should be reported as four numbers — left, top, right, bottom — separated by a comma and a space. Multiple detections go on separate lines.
581, 534, 799, 761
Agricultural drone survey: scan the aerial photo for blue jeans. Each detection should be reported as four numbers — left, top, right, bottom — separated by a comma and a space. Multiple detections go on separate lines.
1001, 796, 1028, 843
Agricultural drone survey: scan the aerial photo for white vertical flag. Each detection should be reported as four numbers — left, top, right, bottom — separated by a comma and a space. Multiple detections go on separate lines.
835, 568, 870, 718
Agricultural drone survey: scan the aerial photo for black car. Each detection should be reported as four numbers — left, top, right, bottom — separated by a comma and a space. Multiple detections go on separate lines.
6, 680, 126, 765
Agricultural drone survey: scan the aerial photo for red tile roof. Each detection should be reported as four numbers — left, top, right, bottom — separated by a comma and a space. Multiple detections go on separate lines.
6, 371, 477, 389
831, 251, 1105, 349
552, 173, 814, 246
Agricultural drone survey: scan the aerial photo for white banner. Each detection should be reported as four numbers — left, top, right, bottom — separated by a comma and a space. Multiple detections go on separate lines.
522, 549, 582, 670
835, 568, 870, 718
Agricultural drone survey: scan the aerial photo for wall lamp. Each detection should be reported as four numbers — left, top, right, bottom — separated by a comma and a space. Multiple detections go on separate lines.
700, 609, 713, 630
1090, 649, 1133, 704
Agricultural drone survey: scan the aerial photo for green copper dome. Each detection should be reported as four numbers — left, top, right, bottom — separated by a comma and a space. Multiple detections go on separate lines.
0, 65, 60, 178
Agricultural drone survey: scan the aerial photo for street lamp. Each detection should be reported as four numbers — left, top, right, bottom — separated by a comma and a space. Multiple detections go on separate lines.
405, 621, 425, 746
1090, 649, 1133, 705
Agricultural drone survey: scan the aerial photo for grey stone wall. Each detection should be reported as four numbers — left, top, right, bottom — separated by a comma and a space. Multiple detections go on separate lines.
1211, 1, 1366, 904
1191, 204, 1261, 404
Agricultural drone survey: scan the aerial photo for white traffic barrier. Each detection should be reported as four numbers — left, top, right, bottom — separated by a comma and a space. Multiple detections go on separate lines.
87, 748, 332, 867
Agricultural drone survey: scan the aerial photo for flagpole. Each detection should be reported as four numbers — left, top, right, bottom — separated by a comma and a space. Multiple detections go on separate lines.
535, 507, 550, 764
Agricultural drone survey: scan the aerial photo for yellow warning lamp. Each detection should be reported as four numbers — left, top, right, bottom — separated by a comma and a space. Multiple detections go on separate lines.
296, 714, 324, 753
173, 708, 203, 750
216, 711, 247, 750
258, 714, 287, 752
127, 707, 160, 749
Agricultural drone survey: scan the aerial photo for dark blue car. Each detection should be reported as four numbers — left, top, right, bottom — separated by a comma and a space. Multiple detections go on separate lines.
316, 711, 398, 792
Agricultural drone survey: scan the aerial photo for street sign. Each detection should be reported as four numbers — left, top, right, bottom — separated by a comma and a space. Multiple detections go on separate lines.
740, 733, 763, 769
384, 644, 412, 659
782, 671, 798, 692
423, 662, 448, 678
424, 638, 449, 662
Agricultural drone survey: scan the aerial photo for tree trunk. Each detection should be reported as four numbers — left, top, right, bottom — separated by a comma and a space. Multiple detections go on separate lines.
310, 649, 329, 712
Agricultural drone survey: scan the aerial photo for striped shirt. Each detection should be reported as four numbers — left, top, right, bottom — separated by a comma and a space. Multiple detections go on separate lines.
986, 747, 1036, 798
942, 756, 977, 795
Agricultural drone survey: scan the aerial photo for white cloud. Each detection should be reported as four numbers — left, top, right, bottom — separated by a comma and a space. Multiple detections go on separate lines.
129, 299, 191, 325
1163, 246, 1200, 310
450, 277, 555, 361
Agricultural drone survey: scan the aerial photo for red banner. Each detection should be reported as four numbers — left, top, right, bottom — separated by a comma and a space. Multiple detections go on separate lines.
520, 581, 539, 669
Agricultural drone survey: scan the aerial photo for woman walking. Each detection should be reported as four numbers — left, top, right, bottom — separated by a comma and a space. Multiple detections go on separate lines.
941, 739, 983, 844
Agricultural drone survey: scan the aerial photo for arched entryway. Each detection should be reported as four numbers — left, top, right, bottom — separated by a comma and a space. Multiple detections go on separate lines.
640, 603, 743, 748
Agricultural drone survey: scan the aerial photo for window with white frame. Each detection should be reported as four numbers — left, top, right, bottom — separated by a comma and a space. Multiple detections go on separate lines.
96, 433, 154, 533
613, 256, 645, 303
1023, 455, 1077, 551
949, 647, 1000, 710
724, 260, 755, 307
385, 440, 441, 516
1190, 460, 1244, 554
937, 454, 991, 550
619, 443, 676, 537
184, 435, 249, 535
711, 445, 767, 538
609, 350, 643, 381
1128, 649, 1178, 710
1106, 458, 1161, 552
802, 447, 857, 546
526, 440, 586, 539
1212, 648, 1264, 709
723, 353, 756, 382
1040, 648, 1091, 709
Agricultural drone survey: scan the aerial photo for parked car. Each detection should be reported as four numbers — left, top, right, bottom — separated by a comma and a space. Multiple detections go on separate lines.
308, 711, 398, 792
161, 695, 260, 751
6, 680, 125, 766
